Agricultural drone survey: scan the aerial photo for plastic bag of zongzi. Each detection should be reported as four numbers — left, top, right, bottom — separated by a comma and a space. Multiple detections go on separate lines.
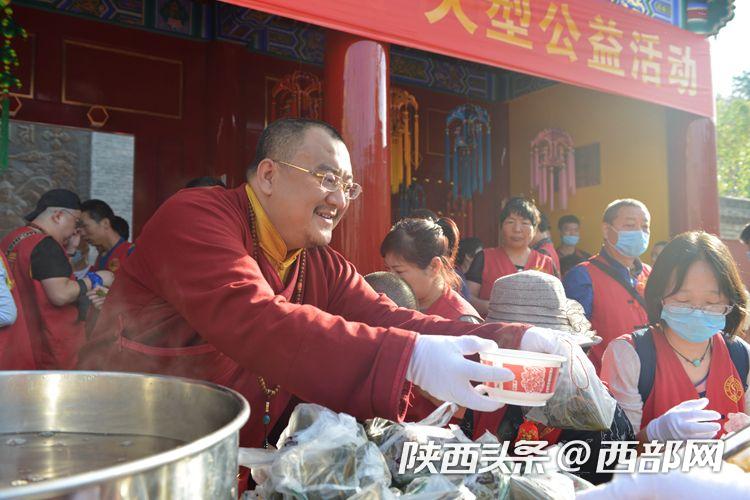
509, 473, 576, 500
242, 403, 391, 499
365, 402, 467, 487
525, 337, 616, 431
402, 475, 475, 499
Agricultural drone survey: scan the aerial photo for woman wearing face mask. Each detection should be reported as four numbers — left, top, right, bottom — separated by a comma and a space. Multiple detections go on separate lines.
381, 217, 481, 323
601, 231, 750, 442
466, 197, 556, 317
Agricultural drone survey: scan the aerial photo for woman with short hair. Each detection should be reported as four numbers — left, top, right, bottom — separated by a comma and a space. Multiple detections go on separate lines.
466, 197, 556, 316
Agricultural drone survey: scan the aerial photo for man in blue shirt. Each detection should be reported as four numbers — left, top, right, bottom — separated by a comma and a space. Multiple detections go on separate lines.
562, 199, 652, 372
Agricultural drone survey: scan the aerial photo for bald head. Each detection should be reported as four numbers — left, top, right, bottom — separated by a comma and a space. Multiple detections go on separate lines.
364, 272, 418, 309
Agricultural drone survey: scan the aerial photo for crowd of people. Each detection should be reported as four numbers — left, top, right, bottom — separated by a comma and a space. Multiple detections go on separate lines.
1, 117, 749, 495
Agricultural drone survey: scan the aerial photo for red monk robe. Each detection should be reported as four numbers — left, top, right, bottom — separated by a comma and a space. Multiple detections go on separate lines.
0, 251, 35, 369
79, 185, 529, 449
406, 288, 482, 422
479, 247, 556, 300
91, 237, 134, 274
627, 328, 745, 436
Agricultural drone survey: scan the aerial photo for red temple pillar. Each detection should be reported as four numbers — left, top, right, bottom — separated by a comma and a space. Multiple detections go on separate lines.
666, 109, 720, 235
324, 31, 391, 274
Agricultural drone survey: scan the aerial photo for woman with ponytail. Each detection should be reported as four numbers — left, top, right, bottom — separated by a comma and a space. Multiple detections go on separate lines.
381, 217, 482, 422
380, 217, 481, 324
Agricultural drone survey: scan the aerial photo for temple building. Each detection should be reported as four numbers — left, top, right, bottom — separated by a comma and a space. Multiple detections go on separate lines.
1, 0, 736, 272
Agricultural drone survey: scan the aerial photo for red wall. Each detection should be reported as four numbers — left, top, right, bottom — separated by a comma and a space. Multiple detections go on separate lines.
14, 6, 320, 235
14, 6, 509, 249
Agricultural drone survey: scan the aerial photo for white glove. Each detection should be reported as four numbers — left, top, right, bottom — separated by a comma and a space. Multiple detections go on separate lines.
520, 326, 572, 353
576, 462, 750, 499
646, 398, 721, 442
406, 335, 514, 412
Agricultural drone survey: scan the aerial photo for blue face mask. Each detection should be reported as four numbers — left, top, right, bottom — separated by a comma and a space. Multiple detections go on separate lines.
561, 235, 579, 247
660, 307, 725, 343
613, 230, 649, 258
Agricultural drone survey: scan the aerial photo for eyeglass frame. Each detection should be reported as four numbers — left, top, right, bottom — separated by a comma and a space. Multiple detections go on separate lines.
57, 208, 83, 228
661, 301, 735, 317
271, 159, 362, 200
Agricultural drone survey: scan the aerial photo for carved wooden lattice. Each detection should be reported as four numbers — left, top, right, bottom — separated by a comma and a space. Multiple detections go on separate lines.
270, 71, 322, 121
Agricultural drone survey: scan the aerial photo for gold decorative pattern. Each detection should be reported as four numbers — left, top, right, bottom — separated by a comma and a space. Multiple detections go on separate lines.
724, 375, 744, 404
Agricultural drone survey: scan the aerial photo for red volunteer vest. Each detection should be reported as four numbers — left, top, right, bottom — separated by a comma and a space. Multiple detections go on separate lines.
92, 238, 134, 274
0, 251, 35, 369
631, 328, 745, 436
424, 288, 481, 322
0, 226, 85, 369
535, 240, 560, 276
479, 247, 555, 300
584, 255, 650, 373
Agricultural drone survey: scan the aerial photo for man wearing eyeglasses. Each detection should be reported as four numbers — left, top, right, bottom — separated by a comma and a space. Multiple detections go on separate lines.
80, 118, 580, 451
1, 189, 113, 369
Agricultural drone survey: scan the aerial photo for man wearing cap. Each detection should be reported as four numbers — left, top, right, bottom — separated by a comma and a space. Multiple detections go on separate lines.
79, 118, 578, 452
562, 199, 652, 373
1, 189, 113, 369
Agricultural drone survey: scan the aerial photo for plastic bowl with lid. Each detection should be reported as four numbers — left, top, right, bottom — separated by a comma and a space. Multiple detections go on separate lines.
479, 349, 566, 407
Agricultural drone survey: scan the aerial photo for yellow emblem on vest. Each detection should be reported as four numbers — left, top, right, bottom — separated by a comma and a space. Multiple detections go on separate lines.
108, 258, 120, 273
724, 375, 744, 403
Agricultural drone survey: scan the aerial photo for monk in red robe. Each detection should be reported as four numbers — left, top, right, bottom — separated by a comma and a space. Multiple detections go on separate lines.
466, 197, 556, 316
79, 118, 575, 450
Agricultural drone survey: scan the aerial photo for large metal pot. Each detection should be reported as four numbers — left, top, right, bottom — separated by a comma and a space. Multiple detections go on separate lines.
0, 371, 250, 499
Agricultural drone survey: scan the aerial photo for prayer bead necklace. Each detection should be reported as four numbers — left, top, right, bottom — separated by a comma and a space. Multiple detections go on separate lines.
247, 202, 306, 448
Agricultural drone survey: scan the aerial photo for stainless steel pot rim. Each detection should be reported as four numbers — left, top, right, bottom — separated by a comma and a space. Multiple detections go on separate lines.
0, 371, 250, 499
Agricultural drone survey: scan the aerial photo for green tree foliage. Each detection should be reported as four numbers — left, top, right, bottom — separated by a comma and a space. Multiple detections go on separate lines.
717, 72, 750, 197
733, 71, 750, 99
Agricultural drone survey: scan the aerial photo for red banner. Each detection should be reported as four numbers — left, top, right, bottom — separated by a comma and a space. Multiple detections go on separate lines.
226, 0, 713, 117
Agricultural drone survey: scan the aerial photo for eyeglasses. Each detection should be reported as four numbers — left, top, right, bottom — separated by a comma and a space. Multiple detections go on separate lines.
58, 208, 82, 227
273, 159, 362, 200
662, 303, 735, 317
